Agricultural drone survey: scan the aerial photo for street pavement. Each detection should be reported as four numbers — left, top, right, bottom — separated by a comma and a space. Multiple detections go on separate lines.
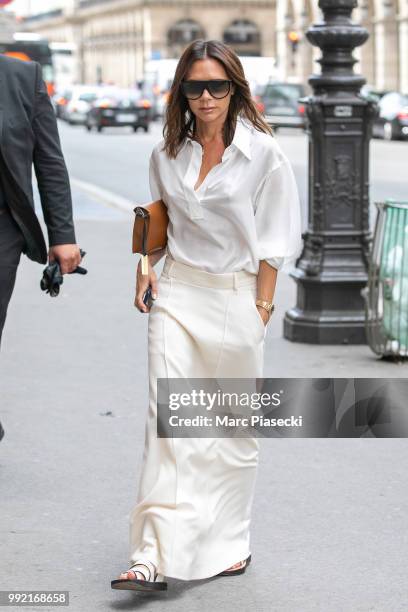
57, 119, 408, 233
0, 122, 408, 612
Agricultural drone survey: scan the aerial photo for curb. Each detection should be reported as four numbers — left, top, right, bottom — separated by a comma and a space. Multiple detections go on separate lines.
70, 177, 135, 214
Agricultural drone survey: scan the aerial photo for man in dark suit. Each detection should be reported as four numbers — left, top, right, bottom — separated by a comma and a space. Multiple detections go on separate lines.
0, 54, 81, 440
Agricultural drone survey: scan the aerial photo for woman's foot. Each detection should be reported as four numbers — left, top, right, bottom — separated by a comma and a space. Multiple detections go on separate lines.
218, 554, 251, 576
117, 560, 156, 582
118, 559, 247, 577
223, 559, 247, 572
111, 559, 168, 591
118, 568, 146, 580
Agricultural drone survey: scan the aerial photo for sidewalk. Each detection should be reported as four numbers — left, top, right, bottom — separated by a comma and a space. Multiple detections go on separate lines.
1, 185, 407, 612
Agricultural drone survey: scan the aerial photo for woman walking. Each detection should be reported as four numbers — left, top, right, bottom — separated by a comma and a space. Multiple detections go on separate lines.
111, 39, 302, 592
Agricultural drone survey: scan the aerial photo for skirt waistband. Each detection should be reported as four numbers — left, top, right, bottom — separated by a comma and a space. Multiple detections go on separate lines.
161, 255, 257, 289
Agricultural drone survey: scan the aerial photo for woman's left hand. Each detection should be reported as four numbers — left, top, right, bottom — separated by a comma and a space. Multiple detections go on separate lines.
257, 306, 270, 326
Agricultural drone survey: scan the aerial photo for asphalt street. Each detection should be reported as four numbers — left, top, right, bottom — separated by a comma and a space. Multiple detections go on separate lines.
58, 119, 408, 231
0, 119, 407, 612
55, 118, 408, 378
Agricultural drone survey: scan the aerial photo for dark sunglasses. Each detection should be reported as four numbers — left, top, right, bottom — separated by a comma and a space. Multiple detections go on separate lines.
181, 79, 233, 100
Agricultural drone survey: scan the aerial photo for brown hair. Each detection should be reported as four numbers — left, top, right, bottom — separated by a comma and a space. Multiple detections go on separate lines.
161, 39, 273, 159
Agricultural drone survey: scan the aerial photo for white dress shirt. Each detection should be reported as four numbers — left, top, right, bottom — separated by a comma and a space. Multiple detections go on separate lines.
148, 114, 303, 274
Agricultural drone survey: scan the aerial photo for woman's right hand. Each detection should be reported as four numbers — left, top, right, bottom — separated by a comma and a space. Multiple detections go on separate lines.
134, 258, 158, 313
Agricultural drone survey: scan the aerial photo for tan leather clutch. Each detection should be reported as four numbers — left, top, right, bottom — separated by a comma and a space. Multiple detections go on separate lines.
132, 199, 169, 275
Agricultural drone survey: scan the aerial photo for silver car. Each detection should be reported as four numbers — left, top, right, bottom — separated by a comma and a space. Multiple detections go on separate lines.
62, 85, 100, 125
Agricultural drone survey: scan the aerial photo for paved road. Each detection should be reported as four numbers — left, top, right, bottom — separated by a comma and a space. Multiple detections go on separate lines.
46, 119, 408, 378
1, 212, 408, 612
58, 118, 408, 232
1, 122, 408, 612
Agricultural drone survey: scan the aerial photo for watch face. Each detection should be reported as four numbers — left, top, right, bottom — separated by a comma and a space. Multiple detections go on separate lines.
257, 300, 273, 311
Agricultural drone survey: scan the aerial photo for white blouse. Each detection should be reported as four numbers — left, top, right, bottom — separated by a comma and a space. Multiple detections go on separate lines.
148, 114, 303, 275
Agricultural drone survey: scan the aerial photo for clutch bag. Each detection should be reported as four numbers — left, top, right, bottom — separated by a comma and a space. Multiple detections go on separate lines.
132, 198, 168, 275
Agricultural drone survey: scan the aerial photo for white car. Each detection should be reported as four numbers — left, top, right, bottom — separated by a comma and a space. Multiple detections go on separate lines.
62, 85, 101, 125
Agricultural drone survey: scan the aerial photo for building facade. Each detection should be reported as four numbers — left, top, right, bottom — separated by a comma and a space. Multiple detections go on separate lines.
18, 0, 408, 92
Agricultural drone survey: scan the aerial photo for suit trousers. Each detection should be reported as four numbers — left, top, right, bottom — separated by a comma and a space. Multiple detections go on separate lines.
0, 206, 26, 347
128, 254, 266, 580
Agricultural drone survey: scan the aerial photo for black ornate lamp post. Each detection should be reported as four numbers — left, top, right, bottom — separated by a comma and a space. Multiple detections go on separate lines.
283, 0, 377, 344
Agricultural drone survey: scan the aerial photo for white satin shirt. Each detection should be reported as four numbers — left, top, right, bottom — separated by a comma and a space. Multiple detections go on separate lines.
148, 114, 303, 274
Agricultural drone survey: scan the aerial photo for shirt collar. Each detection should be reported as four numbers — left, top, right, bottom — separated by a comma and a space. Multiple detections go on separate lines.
185, 115, 252, 160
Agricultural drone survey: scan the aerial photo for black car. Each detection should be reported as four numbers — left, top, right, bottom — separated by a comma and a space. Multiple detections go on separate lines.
86, 87, 152, 132
371, 92, 408, 141
256, 82, 308, 129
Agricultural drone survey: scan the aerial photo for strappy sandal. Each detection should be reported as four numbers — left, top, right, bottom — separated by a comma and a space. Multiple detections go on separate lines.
111, 558, 167, 592
217, 554, 251, 576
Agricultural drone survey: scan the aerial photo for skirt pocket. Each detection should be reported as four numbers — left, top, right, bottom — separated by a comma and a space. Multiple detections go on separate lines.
247, 291, 267, 339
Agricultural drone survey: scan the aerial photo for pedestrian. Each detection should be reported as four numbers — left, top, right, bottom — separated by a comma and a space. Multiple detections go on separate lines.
0, 54, 81, 441
111, 39, 302, 592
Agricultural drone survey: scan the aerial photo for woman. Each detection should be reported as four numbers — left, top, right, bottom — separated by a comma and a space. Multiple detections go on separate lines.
111, 39, 302, 592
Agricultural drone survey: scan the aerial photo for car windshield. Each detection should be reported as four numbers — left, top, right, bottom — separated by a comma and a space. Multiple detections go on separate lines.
102, 89, 142, 106
96, 86, 121, 98
380, 93, 408, 111
265, 84, 304, 102
116, 89, 142, 101
78, 92, 98, 102
94, 88, 142, 107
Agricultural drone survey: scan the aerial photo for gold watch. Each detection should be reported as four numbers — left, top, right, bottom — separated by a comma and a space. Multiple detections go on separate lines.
256, 299, 275, 315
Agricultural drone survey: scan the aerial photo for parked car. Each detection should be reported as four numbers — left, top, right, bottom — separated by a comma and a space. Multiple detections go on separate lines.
136, 79, 166, 120
360, 85, 390, 104
256, 82, 308, 129
61, 85, 101, 124
155, 78, 173, 118
252, 83, 267, 114
85, 87, 152, 132
371, 92, 408, 140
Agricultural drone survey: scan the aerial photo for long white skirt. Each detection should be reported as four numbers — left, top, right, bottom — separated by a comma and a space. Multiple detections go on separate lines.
129, 254, 266, 580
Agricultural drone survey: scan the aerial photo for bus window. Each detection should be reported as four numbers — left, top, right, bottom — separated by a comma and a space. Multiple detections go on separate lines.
0, 35, 55, 96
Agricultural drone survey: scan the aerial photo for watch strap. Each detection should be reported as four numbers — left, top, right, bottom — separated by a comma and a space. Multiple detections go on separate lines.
256, 299, 275, 314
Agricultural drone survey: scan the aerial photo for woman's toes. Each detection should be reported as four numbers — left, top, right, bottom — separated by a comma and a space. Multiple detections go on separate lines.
226, 559, 245, 571
118, 565, 151, 581
120, 570, 136, 579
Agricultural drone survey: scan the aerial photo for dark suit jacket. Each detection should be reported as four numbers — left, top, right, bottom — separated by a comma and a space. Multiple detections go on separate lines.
0, 54, 76, 264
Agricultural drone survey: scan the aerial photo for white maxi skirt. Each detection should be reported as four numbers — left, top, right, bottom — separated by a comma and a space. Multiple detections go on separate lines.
129, 254, 266, 580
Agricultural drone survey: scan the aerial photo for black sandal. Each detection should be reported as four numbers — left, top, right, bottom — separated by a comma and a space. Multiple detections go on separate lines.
111, 558, 167, 592
217, 554, 251, 576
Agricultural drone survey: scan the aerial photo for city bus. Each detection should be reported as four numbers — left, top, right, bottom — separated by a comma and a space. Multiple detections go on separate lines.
50, 41, 77, 92
0, 32, 55, 96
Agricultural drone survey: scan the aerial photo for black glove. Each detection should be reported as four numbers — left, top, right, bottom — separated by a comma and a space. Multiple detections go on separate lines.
40, 249, 87, 297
